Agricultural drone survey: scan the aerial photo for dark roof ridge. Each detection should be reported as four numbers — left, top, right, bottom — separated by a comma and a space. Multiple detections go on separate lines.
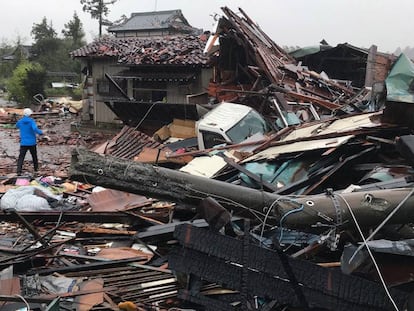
130, 9, 182, 17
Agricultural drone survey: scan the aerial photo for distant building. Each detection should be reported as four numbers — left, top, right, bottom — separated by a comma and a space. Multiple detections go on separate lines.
1, 45, 33, 62
108, 10, 202, 38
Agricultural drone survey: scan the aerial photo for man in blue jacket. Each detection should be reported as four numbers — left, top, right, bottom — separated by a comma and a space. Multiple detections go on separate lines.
16, 108, 43, 175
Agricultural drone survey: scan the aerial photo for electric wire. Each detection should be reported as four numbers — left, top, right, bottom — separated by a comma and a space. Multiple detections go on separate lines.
279, 204, 304, 242
134, 101, 158, 131
14, 294, 30, 310
336, 193, 400, 311
259, 198, 282, 245
348, 187, 414, 264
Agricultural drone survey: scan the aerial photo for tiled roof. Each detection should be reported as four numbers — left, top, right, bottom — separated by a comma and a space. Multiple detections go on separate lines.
70, 35, 210, 66
108, 10, 196, 33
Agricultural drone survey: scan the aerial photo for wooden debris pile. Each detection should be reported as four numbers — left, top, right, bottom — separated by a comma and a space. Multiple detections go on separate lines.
207, 7, 391, 123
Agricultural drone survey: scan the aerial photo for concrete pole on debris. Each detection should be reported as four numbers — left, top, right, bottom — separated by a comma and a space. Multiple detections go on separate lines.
70, 147, 414, 231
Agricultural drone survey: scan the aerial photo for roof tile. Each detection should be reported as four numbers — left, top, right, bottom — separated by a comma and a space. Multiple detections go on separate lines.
71, 35, 210, 66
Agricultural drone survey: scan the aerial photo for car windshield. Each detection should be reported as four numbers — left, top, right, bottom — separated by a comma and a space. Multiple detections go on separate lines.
226, 110, 269, 143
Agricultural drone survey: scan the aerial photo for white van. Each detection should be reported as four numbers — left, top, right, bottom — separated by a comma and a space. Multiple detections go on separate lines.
196, 102, 270, 150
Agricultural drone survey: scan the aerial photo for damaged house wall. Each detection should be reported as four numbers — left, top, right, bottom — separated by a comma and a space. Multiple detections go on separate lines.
71, 9, 211, 127
85, 58, 130, 124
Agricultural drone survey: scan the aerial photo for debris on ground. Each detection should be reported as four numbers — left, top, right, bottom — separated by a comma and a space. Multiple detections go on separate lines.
2, 6, 414, 311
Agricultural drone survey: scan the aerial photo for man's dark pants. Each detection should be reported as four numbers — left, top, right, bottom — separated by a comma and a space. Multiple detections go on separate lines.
17, 145, 38, 175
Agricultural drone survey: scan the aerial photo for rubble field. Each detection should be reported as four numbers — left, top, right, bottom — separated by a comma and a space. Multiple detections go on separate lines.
3, 6, 414, 311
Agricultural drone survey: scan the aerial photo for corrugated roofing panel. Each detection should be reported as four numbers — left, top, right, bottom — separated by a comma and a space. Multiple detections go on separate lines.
98, 126, 163, 160
87, 189, 153, 212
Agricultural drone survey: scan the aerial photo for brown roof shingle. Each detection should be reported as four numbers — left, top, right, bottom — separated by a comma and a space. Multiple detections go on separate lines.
71, 35, 210, 66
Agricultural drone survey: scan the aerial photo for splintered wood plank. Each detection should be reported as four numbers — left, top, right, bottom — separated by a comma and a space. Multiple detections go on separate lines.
96, 247, 152, 262
80, 226, 136, 235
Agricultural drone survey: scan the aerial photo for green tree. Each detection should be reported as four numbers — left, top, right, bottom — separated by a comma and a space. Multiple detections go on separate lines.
0, 39, 15, 81
62, 12, 86, 48
31, 17, 60, 70
7, 62, 46, 105
31, 17, 57, 42
29, 16, 83, 93
80, 0, 118, 37
31, 17, 72, 74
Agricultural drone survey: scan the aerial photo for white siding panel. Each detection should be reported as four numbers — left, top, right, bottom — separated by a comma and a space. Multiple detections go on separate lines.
244, 135, 355, 162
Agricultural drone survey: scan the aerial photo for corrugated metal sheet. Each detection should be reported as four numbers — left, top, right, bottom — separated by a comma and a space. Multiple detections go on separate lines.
87, 188, 152, 212
96, 126, 163, 160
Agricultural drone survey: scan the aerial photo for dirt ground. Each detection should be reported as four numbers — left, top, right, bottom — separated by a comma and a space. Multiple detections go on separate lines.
0, 98, 113, 178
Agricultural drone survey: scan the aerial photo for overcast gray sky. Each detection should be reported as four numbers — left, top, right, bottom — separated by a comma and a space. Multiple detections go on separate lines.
1, 0, 412, 53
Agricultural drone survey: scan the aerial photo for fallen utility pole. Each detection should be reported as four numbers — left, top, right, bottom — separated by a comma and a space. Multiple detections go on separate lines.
70, 148, 414, 230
